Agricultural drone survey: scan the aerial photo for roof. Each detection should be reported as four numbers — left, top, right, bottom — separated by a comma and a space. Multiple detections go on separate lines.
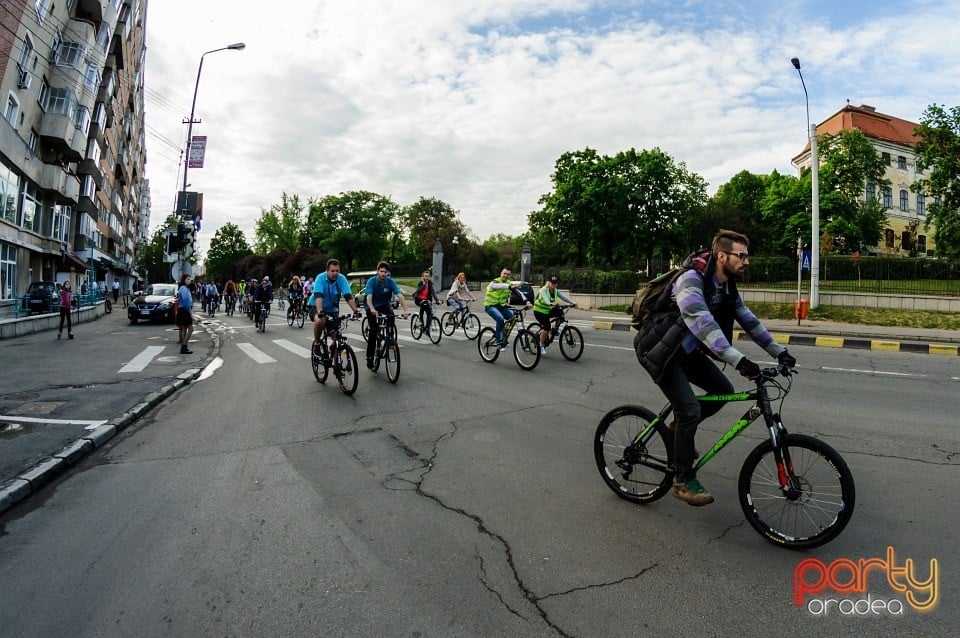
792, 104, 921, 163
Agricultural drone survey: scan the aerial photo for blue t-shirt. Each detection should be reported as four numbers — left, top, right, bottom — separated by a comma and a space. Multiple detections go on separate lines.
309, 273, 352, 313
364, 276, 401, 310
177, 284, 193, 310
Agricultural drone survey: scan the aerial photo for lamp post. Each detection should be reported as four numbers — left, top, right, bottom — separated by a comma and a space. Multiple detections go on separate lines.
181, 42, 246, 204
791, 57, 820, 309
521, 242, 532, 284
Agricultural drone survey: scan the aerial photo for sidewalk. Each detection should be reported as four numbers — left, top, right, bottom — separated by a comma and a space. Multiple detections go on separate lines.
593, 315, 960, 355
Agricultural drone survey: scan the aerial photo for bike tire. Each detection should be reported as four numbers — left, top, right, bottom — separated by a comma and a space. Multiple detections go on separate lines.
462, 313, 480, 340
427, 316, 442, 344
361, 317, 370, 342
513, 329, 541, 370
559, 325, 584, 361
410, 315, 424, 340
258, 310, 266, 332
296, 310, 305, 328
385, 343, 401, 383
104, 298, 112, 314
335, 344, 359, 395
477, 327, 500, 362
287, 308, 295, 326
312, 343, 329, 384
440, 312, 456, 336
739, 433, 855, 549
594, 405, 673, 503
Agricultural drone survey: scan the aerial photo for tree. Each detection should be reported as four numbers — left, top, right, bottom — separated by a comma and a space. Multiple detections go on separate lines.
134, 214, 179, 283
913, 104, 960, 256
303, 191, 398, 271
205, 222, 252, 281
403, 196, 469, 264
254, 192, 305, 254
700, 171, 774, 253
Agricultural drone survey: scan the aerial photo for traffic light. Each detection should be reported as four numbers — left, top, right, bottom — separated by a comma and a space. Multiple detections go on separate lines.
165, 233, 177, 255
177, 224, 187, 249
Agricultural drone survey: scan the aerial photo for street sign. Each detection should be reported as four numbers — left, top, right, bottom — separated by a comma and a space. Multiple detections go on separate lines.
801, 250, 811, 271
171, 260, 193, 282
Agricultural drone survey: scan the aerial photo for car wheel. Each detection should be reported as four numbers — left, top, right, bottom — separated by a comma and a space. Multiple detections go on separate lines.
129, 317, 138, 325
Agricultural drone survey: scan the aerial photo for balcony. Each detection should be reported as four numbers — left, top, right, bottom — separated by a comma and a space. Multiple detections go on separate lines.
76, 175, 98, 215
89, 102, 107, 140
75, 0, 105, 24
38, 112, 86, 162
40, 165, 81, 205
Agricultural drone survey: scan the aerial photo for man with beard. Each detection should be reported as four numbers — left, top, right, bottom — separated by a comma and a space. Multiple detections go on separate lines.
634, 229, 796, 506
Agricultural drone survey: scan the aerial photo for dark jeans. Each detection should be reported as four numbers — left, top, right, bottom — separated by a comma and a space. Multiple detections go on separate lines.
655, 348, 734, 481
366, 307, 395, 361
417, 299, 434, 325
58, 307, 72, 334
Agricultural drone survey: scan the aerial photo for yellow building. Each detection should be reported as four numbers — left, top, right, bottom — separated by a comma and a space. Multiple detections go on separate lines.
792, 103, 935, 256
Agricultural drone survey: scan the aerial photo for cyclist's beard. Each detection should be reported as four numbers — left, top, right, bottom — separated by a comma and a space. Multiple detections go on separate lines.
721, 259, 745, 281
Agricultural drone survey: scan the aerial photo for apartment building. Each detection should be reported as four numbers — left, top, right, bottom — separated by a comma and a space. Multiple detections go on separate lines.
792, 103, 937, 256
0, 0, 149, 309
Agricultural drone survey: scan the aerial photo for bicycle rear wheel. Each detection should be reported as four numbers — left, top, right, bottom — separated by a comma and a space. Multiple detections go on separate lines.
440, 311, 457, 336
559, 325, 584, 361
410, 315, 424, 340
462, 313, 480, 340
334, 344, 358, 395
312, 343, 329, 384
594, 405, 673, 503
385, 342, 401, 383
739, 433, 855, 549
513, 329, 541, 370
477, 327, 500, 362
427, 316, 442, 344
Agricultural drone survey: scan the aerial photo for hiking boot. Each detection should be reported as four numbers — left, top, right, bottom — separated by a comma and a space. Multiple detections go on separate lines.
366, 358, 375, 370
664, 421, 700, 459
672, 477, 714, 506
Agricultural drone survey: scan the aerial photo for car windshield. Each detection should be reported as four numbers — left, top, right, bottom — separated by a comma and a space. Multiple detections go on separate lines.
145, 284, 177, 297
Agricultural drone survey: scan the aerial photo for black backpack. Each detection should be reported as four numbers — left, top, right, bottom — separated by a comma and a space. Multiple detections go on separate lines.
627, 251, 710, 329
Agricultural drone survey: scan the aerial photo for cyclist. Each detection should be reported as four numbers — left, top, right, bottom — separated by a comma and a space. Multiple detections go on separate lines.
310, 259, 362, 351
252, 278, 272, 326
533, 274, 576, 353
364, 261, 409, 369
287, 275, 304, 318
413, 270, 440, 334
245, 278, 257, 316
204, 280, 219, 315
633, 229, 796, 506
484, 267, 527, 350
447, 272, 475, 312
223, 279, 237, 313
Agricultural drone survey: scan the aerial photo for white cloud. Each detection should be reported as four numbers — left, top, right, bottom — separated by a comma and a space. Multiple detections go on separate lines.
143, 1, 960, 256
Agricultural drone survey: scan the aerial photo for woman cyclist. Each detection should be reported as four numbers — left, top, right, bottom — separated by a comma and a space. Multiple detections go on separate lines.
447, 272, 475, 313
287, 275, 304, 318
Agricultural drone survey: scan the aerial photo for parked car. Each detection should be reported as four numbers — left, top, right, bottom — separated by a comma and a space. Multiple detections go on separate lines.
128, 283, 178, 324
21, 281, 61, 315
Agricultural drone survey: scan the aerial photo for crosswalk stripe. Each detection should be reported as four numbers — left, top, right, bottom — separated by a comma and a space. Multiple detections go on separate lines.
274, 339, 311, 358
237, 342, 277, 364
119, 346, 166, 373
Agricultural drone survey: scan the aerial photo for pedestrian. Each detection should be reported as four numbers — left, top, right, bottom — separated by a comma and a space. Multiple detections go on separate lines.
111, 279, 120, 302
57, 280, 74, 340
176, 274, 194, 354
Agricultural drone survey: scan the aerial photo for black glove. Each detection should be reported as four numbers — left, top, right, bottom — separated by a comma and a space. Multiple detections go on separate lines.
736, 357, 761, 379
778, 350, 797, 369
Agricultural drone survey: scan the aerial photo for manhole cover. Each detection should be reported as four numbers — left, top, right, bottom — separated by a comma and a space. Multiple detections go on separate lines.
10, 401, 65, 415
3, 391, 40, 401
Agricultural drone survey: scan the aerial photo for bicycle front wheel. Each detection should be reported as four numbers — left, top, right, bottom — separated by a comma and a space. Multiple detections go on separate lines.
410, 315, 423, 340
440, 311, 456, 336
334, 344, 358, 395
297, 310, 305, 328
385, 342, 401, 383
361, 317, 370, 342
739, 433, 855, 549
312, 343, 329, 384
287, 308, 295, 326
477, 327, 500, 362
559, 325, 584, 361
594, 405, 673, 503
427, 316, 442, 344
513, 329, 541, 370
462, 313, 480, 340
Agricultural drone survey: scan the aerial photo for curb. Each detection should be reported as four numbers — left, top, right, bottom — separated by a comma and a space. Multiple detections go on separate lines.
592, 321, 960, 356
0, 324, 220, 517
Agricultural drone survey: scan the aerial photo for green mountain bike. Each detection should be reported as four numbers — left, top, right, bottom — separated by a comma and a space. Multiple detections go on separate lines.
594, 364, 855, 549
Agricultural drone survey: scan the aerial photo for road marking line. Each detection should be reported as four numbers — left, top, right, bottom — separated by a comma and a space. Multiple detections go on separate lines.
237, 342, 277, 364
585, 343, 633, 352
118, 346, 166, 373
196, 357, 224, 382
821, 366, 926, 378
274, 339, 311, 358
0, 415, 107, 429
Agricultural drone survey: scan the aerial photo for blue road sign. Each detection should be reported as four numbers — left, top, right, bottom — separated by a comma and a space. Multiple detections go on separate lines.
801, 250, 811, 271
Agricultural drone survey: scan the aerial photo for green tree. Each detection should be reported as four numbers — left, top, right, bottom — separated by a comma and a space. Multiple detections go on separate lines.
303, 191, 398, 271
254, 192, 305, 254
699, 171, 774, 253
913, 104, 960, 256
134, 214, 179, 283
403, 196, 470, 264
205, 222, 252, 281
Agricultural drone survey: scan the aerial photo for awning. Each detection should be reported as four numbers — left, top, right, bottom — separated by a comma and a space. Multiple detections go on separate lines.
99, 257, 116, 270
62, 252, 88, 270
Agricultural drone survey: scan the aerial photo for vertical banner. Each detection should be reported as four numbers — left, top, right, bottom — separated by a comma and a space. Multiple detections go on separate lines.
194, 193, 204, 232
187, 135, 207, 168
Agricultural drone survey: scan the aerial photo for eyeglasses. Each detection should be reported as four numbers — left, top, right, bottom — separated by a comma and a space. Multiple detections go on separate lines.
722, 251, 750, 261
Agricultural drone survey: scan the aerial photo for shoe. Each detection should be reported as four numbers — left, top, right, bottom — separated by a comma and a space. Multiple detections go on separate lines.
58, 332, 61, 340
180, 346, 193, 354
664, 421, 699, 459
672, 477, 714, 506
68, 334, 74, 339
500, 342, 509, 351
539, 345, 546, 354
366, 358, 375, 369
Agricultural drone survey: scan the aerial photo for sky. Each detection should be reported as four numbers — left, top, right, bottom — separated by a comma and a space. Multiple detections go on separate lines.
142, 0, 960, 255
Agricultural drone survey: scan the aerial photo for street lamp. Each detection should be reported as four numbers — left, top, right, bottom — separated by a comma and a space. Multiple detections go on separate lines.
181, 42, 246, 201
791, 57, 820, 309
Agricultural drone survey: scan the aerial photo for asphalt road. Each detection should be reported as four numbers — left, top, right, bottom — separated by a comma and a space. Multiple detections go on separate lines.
0, 307, 957, 637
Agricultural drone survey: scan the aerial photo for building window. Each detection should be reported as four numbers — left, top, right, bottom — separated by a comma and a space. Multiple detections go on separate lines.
43, 87, 73, 115
899, 189, 909, 212
53, 205, 72, 242
35, 0, 50, 24
0, 242, 17, 299
96, 22, 111, 53
883, 186, 892, 208
73, 105, 91, 134
83, 63, 101, 88
4, 94, 19, 126
54, 42, 86, 69
865, 183, 876, 201
28, 129, 38, 153
21, 182, 43, 233
917, 193, 925, 216
918, 235, 927, 254
897, 156, 907, 170
1, 161, 19, 224
881, 152, 891, 165
901, 231, 913, 252
884, 229, 895, 248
